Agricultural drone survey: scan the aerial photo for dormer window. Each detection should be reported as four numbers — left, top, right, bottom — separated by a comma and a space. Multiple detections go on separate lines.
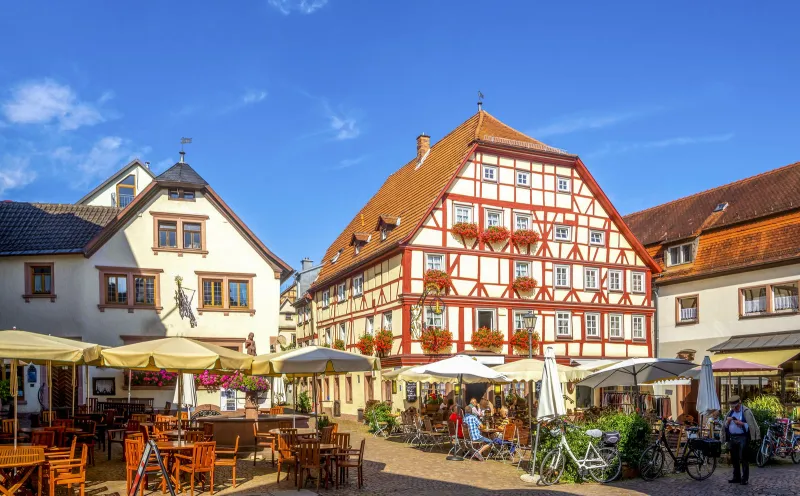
351, 232, 370, 255
666, 242, 693, 266
116, 175, 136, 208
376, 215, 400, 241
331, 249, 343, 264
713, 202, 728, 212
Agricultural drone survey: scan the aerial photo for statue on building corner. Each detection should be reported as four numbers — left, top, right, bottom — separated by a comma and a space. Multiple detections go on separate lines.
245, 332, 257, 356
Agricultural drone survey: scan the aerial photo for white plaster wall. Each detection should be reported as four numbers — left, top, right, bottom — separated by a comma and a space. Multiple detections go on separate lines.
84, 164, 154, 207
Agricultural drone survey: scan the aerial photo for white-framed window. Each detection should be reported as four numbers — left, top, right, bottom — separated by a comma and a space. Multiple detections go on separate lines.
483, 165, 497, 182
352, 274, 364, 296
585, 313, 600, 338
516, 170, 530, 187
554, 265, 570, 288
632, 315, 645, 340
476, 308, 495, 329
322, 290, 330, 307
513, 311, 530, 331
383, 312, 392, 331
631, 272, 645, 293
366, 316, 374, 335
556, 311, 571, 337
554, 225, 571, 241
425, 306, 445, 328
325, 327, 332, 345
485, 209, 502, 227
426, 253, 444, 271
515, 261, 530, 278
677, 295, 699, 322
556, 176, 571, 193
773, 283, 799, 312
589, 230, 605, 245
454, 204, 473, 224
584, 267, 599, 290
742, 287, 767, 315
339, 323, 346, 342
667, 243, 693, 266
337, 283, 346, 302
515, 214, 531, 231
381, 227, 388, 241
608, 270, 622, 291
609, 314, 623, 339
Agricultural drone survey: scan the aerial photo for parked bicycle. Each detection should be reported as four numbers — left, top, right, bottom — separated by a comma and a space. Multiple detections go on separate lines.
639, 418, 719, 481
756, 420, 800, 466
539, 417, 621, 485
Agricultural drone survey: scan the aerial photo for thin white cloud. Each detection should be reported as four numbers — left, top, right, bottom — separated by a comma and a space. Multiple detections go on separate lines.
331, 156, 367, 170
529, 107, 664, 138
2, 79, 109, 131
587, 133, 734, 159
0, 156, 37, 195
242, 90, 267, 105
52, 136, 152, 188
330, 115, 359, 140
268, 0, 328, 15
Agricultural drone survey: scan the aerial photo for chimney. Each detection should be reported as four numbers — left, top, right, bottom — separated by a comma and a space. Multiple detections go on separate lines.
179, 151, 186, 163
416, 134, 430, 163
301, 258, 313, 271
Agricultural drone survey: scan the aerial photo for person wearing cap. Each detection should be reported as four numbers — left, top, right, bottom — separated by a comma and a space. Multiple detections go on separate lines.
722, 395, 760, 485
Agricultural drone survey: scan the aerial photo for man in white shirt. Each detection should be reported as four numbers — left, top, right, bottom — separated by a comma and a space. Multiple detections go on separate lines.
723, 395, 760, 486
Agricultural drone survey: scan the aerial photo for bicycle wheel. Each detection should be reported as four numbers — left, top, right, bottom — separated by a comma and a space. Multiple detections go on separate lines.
756, 443, 771, 467
792, 440, 800, 464
539, 449, 566, 486
588, 446, 622, 483
685, 449, 716, 481
638, 444, 665, 481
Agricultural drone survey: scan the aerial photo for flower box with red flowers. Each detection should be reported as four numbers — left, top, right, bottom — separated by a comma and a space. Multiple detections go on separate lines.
355, 334, 375, 356
471, 327, 504, 350
512, 276, 538, 293
511, 229, 540, 246
423, 269, 451, 293
480, 225, 510, 244
510, 329, 540, 355
333, 339, 345, 351
451, 222, 479, 240
420, 327, 452, 354
374, 329, 393, 357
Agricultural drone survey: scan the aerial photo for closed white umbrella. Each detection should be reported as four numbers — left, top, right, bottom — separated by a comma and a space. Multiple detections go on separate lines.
174, 372, 198, 410
696, 356, 720, 417
523, 346, 566, 483
578, 357, 696, 390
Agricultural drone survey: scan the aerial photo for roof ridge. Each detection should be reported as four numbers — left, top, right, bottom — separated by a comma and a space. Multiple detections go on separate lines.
4, 202, 120, 210
625, 161, 800, 219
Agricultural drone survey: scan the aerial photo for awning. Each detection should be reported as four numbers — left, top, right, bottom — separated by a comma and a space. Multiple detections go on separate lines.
709, 330, 800, 352
710, 349, 799, 372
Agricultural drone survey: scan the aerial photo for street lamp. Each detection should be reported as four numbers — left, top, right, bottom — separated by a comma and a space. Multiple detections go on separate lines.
521, 311, 540, 483
523, 312, 538, 360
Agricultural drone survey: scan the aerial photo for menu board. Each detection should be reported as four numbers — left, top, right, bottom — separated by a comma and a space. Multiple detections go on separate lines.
406, 381, 418, 402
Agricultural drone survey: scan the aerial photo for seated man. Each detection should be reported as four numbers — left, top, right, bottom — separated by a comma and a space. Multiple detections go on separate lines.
462, 405, 493, 460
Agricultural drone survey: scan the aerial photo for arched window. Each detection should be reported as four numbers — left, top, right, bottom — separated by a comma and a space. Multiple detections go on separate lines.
116, 175, 136, 207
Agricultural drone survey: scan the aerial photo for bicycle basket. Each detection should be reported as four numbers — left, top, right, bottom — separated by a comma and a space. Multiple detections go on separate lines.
602, 431, 620, 446
689, 438, 721, 458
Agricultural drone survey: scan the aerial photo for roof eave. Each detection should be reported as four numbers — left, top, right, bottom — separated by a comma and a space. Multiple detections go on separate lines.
309, 242, 403, 293
76, 159, 154, 204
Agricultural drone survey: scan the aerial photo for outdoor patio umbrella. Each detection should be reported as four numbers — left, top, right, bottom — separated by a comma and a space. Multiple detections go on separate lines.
407, 355, 510, 411
696, 356, 721, 417
174, 372, 198, 414
578, 357, 696, 390
494, 358, 587, 383
685, 356, 781, 400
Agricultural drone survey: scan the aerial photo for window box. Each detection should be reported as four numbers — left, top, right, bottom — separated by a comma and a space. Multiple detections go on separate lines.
196, 271, 256, 316
374, 329, 393, 357
355, 334, 374, 355
512, 276, 538, 293
480, 225, 510, 244
511, 229, 540, 246
423, 269, 451, 294
452, 222, 479, 240
420, 327, 452, 354
23, 262, 56, 302
150, 212, 209, 257
509, 329, 540, 355
471, 327, 503, 351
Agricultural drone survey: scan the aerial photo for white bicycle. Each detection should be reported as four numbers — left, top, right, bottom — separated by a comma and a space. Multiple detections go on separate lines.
539, 418, 622, 485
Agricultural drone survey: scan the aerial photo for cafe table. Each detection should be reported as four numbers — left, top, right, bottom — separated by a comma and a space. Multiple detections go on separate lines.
155, 441, 195, 489
0, 445, 45, 496
268, 427, 317, 437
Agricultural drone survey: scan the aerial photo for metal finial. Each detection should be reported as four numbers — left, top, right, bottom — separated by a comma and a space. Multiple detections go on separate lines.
477, 91, 485, 111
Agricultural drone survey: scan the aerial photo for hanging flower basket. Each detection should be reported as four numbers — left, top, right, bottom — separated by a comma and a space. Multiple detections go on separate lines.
423, 269, 451, 293
333, 339, 345, 351
355, 334, 375, 356
374, 329, 393, 357
420, 327, 452, 354
480, 225, 510, 244
512, 276, 538, 293
471, 327, 504, 350
452, 222, 479, 240
511, 229, 540, 246
129, 369, 178, 388
510, 329, 540, 355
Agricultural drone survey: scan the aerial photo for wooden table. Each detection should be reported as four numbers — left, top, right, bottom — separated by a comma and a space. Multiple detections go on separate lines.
0, 446, 45, 496
292, 443, 337, 489
269, 427, 317, 436
19, 427, 82, 435
155, 441, 195, 490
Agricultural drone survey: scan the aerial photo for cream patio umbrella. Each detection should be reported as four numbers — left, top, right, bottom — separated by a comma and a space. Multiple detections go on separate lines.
494, 358, 588, 384
0, 330, 103, 447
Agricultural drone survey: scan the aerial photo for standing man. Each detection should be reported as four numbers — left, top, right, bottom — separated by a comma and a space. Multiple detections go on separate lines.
722, 395, 761, 485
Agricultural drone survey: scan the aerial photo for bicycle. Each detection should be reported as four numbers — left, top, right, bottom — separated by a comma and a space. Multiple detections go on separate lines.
639, 418, 718, 481
538, 417, 622, 485
756, 420, 800, 466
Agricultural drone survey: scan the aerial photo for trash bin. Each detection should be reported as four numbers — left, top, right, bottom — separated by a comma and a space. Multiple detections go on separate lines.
334, 400, 341, 417
357, 408, 364, 422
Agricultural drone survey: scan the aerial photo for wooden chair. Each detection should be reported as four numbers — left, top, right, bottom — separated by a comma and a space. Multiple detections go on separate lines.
124, 438, 163, 495
336, 438, 365, 489
275, 434, 297, 486
48, 443, 88, 496
53, 419, 74, 429
277, 420, 292, 429
1, 419, 15, 435
184, 430, 206, 443
75, 419, 97, 466
214, 435, 239, 488
331, 432, 351, 488
41, 410, 56, 425
45, 436, 77, 462
320, 425, 335, 444
131, 413, 150, 424
77, 405, 89, 415
152, 421, 171, 441
175, 441, 216, 496
203, 422, 214, 441
278, 428, 298, 448
253, 423, 275, 467
44, 426, 66, 448
126, 419, 141, 433
31, 430, 56, 447
269, 406, 282, 415
95, 408, 116, 451
297, 441, 322, 491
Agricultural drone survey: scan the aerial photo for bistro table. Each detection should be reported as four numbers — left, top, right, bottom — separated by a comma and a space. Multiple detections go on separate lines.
0, 446, 45, 496
155, 441, 195, 489
269, 427, 317, 437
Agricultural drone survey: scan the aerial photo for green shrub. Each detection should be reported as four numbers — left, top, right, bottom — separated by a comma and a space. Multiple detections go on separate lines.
297, 391, 312, 413
0, 380, 11, 403
744, 394, 784, 418
366, 401, 397, 433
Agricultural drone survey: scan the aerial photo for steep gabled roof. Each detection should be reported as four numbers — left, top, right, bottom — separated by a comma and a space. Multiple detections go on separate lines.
155, 162, 209, 187
77, 159, 155, 205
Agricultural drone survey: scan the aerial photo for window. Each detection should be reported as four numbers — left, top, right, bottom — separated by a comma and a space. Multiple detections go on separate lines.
609, 314, 623, 339
353, 274, 364, 296
584, 267, 599, 290
228, 281, 249, 308
554, 265, 570, 288
381, 228, 388, 241
183, 222, 202, 249
513, 311, 530, 331
483, 165, 497, 182
742, 287, 767, 315
116, 175, 136, 207
677, 295, 699, 323
196, 271, 255, 315
158, 221, 177, 248
331, 249, 342, 264
284, 313, 293, 321
339, 323, 346, 342
334, 377, 340, 402
322, 290, 330, 308
556, 176, 571, 193
455, 205, 472, 224
485, 209, 502, 227
608, 270, 622, 291
426, 254, 444, 271
476, 309, 495, 329
366, 316, 374, 336
30, 264, 52, 295
345, 376, 353, 403
631, 272, 645, 293
515, 261, 530, 278
515, 214, 530, 231
632, 315, 645, 340
554, 225, 571, 241
383, 312, 393, 331
168, 188, 195, 200
325, 328, 332, 345
589, 230, 605, 245
556, 311, 571, 337
516, 171, 530, 187
97, 266, 162, 312
585, 313, 599, 338
773, 283, 799, 312
337, 283, 346, 302
425, 306, 445, 328
203, 279, 223, 307
667, 243, 693, 266
105, 274, 128, 304
134, 276, 155, 305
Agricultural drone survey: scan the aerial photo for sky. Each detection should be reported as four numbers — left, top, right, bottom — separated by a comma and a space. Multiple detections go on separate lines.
1, 1, 799, 274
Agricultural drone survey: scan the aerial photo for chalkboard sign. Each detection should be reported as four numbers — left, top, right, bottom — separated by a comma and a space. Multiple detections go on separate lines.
494, 394, 502, 410
129, 440, 175, 496
406, 381, 418, 402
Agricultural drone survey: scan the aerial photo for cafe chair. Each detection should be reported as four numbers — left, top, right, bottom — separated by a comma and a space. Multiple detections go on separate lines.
75, 419, 97, 466
278, 428, 298, 448
31, 430, 56, 448
275, 433, 298, 486
184, 430, 206, 443
44, 426, 66, 448
214, 435, 240, 488
53, 419, 74, 429
269, 406, 282, 415
125, 438, 164, 495
252, 422, 275, 467
175, 441, 216, 496
336, 438, 365, 489
320, 426, 335, 444
297, 441, 323, 491
41, 410, 56, 425
131, 413, 150, 424
203, 422, 214, 441
48, 443, 88, 496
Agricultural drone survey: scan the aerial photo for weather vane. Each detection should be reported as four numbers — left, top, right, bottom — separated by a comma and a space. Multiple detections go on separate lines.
180, 137, 192, 152
477, 91, 485, 111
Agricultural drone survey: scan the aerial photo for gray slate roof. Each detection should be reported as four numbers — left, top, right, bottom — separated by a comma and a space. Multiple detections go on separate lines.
0, 202, 118, 255
155, 162, 208, 186
709, 330, 800, 352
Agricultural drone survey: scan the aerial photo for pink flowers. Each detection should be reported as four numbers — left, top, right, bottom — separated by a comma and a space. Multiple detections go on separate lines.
130, 370, 177, 387
195, 370, 270, 393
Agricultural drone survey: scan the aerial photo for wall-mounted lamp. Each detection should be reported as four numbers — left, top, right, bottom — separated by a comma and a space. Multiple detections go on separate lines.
493, 384, 502, 395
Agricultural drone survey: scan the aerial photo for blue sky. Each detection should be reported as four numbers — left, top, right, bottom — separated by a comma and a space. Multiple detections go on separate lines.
2, 1, 799, 273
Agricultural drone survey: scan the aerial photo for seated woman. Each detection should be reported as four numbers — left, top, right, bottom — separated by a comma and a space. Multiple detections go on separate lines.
480, 398, 495, 418
448, 404, 464, 438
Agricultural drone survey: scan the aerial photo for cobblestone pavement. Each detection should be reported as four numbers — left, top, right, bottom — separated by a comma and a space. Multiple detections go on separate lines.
84, 420, 800, 496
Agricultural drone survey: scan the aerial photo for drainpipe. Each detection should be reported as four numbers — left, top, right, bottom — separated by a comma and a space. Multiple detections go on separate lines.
652, 286, 660, 358
310, 299, 318, 347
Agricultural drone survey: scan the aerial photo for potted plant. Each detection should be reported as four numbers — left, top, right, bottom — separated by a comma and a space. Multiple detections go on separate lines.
423, 269, 451, 294
511, 229, 540, 246
333, 339, 345, 351
512, 276, 538, 293
451, 222, 479, 241
510, 329, 540, 355
471, 327, 504, 351
355, 334, 375, 356
219, 371, 271, 419
480, 225, 510, 244
420, 327, 453, 354
0, 379, 13, 417
374, 329, 393, 357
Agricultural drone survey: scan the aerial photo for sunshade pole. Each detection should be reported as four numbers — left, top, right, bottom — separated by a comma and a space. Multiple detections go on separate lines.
127, 369, 132, 403
178, 372, 183, 445
48, 360, 52, 427
71, 363, 75, 418
312, 373, 318, 438
13, 359, 18, 448
84, 364, 89, 408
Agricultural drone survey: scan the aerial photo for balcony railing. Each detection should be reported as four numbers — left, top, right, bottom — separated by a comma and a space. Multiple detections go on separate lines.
743, 297, 767, 315
774, 295, 799, 311
680, 307, 698, 321
118, 194, 134, 208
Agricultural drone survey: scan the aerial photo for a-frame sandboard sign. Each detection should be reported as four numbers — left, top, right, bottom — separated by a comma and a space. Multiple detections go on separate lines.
129, 440, 176, 496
